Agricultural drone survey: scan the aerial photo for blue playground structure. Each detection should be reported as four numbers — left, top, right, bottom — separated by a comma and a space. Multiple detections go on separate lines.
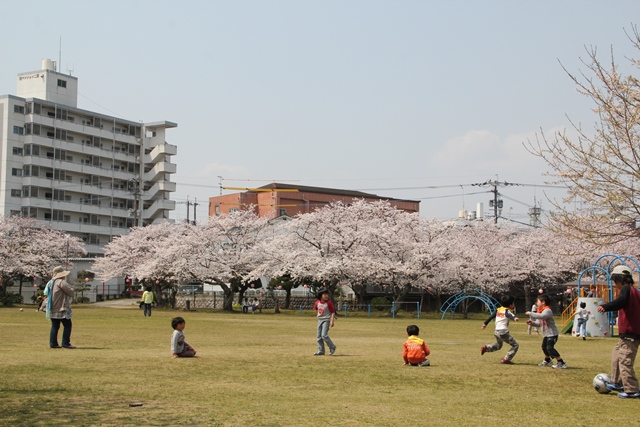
440, 289, 500, 320
565, 254, 640, 337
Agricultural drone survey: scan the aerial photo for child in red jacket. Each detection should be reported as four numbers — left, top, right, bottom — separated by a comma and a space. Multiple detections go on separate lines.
403, 325, 430, 366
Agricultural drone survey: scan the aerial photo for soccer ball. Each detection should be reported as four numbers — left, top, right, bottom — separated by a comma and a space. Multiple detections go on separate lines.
593, 373, 612, 394
19, 308, 23, 312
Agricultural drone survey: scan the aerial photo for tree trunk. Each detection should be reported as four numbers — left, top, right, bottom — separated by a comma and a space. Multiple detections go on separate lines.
392, 284, 412, 315
222, 285, 234, 311
284, 288, 291, 309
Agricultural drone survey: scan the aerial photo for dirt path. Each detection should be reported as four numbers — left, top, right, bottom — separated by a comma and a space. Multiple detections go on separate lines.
91, 298, 139, 309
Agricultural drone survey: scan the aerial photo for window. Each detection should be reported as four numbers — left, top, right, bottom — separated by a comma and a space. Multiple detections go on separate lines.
55, 129, 67, 141
22, 207, 37, 218
23, 186, 38, 198
14, 105, 25, 114
55, 108, 67, 120
12, 147, 23, 155
13, 126, 24, 135
54, 148, 66, 160
11, 168, 22, 177
44, 210, 64, 221
10, 189, 21, 197
57, 79, 67, 88
23, 165, 39, 177
24, 123, 40, 136
279, 208, 287, 216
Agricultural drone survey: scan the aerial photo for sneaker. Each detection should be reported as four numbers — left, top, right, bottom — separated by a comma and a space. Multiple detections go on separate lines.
552, 361, 567, 369
538, 360, 552, 367
480, 345, 487, 356
62, 345, 76, 349
618, 391, 640, 399
418, 359, 430, 367
313, 352, 325, 356
606, 383, 624, 392
501, 358, 514, 365
329, 346, 336, 356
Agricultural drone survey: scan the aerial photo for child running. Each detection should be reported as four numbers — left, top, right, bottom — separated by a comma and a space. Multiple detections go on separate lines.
526, 294, 567, 369
480, 295, 519, 364
403, 325, 431, 366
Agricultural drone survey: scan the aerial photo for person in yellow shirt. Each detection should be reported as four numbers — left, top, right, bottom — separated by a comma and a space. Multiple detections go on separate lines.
141, 287, 154, 317
403, 325, 430, 366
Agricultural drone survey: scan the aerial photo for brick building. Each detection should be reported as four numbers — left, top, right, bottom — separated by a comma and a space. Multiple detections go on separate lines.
209, 182, 419, 218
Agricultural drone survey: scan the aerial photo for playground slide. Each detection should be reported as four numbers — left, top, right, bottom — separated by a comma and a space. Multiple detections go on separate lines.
562, 319, 574, 334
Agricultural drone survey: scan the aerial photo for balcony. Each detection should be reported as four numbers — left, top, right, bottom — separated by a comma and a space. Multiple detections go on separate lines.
143, 199, 176, 220
144, 162, 177, 182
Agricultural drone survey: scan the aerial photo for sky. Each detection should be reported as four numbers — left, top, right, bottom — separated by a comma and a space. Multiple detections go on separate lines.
2, 1, 640, 225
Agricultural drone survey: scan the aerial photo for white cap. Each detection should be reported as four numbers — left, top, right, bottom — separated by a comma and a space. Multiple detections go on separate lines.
611, 265, 632, 276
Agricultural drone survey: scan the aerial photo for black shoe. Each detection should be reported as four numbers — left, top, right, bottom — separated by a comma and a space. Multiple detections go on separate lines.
62, 345, 76, 349
50, 345, 61, 349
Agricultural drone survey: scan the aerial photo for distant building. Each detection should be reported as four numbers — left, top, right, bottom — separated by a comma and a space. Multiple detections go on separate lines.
0, 59, 178, 257
209, 182, 420, 218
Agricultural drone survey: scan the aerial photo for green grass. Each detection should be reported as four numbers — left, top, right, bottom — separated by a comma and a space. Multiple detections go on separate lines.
0, 305, 630, 426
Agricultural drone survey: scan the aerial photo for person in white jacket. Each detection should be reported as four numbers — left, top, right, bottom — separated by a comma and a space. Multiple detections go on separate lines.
574, 301, 589, 340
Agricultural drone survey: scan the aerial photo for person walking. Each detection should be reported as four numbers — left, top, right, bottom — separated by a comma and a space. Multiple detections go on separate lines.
141, 287, 154, 317
598, 265, 640, 399
45, 266, 75, 349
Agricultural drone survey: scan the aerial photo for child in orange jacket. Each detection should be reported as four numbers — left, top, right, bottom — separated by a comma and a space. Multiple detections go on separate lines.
403, 325, 430, 366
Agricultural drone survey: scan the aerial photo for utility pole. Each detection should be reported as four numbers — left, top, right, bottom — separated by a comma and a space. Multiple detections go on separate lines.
471, 179, 520, 224
193, 199, 198, 225
186, 197, 190, 224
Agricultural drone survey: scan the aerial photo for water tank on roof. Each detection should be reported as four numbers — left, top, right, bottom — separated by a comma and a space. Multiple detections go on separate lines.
42, 59, 56, 71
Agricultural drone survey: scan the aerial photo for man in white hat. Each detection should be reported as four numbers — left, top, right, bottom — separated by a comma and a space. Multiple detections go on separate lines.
598, 265, 640, 398
46, 266, 75, 349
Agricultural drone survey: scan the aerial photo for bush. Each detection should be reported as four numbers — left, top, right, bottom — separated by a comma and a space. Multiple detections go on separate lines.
0, 292, 24, 307
370, 297, 390, 312
74, 297, 90, 304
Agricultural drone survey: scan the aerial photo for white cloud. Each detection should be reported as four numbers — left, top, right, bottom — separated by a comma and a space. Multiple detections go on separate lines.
430, 126, 575, 185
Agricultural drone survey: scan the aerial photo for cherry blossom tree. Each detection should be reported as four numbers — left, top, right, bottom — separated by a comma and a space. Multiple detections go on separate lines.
0, 215, 85, 301
92, 221, 189, 305
177, 210, 270, 311
254, 200, 452, 314
527, 26, 640, 244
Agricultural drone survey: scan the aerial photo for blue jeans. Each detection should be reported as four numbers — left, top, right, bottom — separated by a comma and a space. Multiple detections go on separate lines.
316, 320, 335, 354
576, 318, 586, 337
50, 318, 72, 347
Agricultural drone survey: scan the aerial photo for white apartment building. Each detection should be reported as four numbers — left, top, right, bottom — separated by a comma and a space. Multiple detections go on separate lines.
0, 59, 177, 257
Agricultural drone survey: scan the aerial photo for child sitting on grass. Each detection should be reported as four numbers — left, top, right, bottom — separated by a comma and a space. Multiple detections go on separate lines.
480, 295, 519, 364
171, 317, 197, 358
403, 325, 430, 366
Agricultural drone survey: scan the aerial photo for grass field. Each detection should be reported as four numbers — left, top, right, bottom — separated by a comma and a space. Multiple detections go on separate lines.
0, 304, 634, 426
